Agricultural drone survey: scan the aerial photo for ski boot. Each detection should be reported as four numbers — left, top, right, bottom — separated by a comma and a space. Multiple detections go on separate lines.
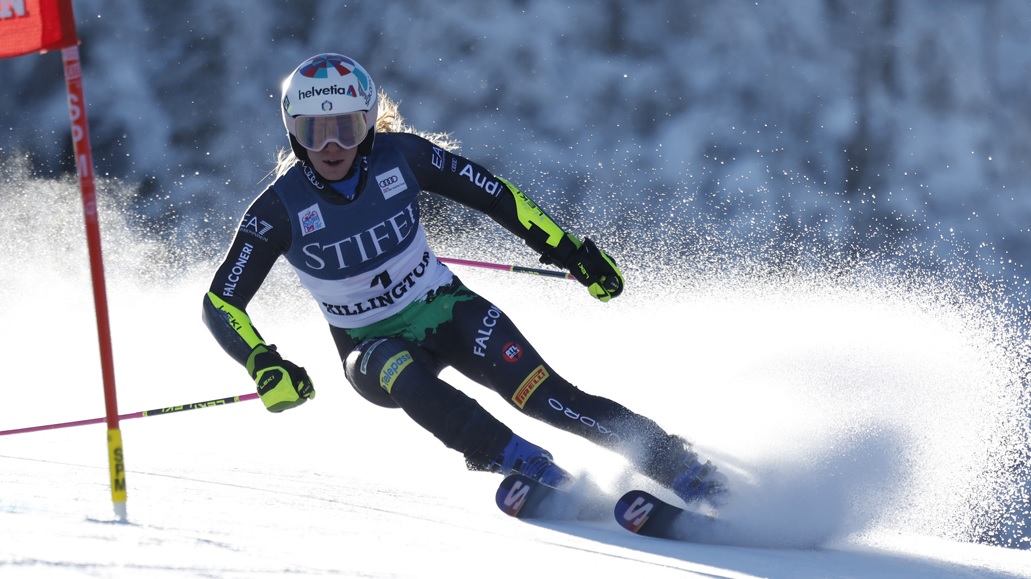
486, 434, 572, 488
669, 445, 727, 506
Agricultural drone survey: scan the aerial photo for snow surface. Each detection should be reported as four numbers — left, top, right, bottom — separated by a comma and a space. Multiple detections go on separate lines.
1, 175, 1029, 578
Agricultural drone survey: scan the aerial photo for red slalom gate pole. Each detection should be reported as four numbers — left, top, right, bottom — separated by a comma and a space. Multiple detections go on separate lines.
1, 0, 128, 521
61, 44, 127, 521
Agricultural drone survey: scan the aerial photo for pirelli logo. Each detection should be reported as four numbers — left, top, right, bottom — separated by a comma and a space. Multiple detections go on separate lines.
512, 365, 549, 409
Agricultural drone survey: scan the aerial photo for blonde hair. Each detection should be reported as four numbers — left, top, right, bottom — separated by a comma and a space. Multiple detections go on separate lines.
272, 91, 459, 179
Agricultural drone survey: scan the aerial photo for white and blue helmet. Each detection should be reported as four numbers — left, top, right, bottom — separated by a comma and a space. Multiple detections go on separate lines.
281, 53, 378, 159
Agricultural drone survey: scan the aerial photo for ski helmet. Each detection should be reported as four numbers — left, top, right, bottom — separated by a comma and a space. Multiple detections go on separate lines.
281, 53, 378, 160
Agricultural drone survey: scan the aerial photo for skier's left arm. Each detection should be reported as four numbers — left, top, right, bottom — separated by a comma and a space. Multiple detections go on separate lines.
402, 135, 623, 302
489, 176, 623, 302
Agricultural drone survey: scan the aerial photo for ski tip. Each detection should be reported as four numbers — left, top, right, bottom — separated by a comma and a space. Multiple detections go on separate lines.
495, 474, 538, 517
615, 488, 723, 541
614, 489, 660, 534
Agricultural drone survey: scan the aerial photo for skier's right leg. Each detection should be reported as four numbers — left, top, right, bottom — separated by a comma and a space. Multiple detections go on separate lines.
343, 337, 570, 487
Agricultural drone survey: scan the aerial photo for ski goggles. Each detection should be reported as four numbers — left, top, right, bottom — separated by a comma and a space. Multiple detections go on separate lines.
292, 111, 369, 151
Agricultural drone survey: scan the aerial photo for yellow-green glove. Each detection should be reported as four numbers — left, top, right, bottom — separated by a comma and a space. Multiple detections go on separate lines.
246, 344, 315, 412
560, 237, 624, 302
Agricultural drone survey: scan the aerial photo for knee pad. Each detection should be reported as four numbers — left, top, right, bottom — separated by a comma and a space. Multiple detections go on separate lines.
344, 338, 418, 408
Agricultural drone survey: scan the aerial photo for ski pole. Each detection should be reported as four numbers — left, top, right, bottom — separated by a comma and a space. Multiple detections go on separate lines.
0, 393, 260, 436
438, 256, 575, 280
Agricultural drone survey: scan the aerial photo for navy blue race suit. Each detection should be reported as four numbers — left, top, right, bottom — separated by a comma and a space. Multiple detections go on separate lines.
202, 131, 686, 481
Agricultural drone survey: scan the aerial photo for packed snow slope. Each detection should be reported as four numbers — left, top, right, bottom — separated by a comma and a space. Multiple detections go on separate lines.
0, 169, 1028, 578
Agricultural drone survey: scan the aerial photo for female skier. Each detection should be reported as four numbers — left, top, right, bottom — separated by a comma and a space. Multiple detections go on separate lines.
202, 53, 725, 504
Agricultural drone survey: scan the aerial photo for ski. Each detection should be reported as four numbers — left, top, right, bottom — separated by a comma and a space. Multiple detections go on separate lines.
495, 473, 609, 521
614, 489, 721, 542
496, 475, 727, 542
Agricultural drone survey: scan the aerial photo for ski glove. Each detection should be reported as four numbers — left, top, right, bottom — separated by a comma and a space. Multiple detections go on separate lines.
556, 237, 624, 302
246, 344, 315, 413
